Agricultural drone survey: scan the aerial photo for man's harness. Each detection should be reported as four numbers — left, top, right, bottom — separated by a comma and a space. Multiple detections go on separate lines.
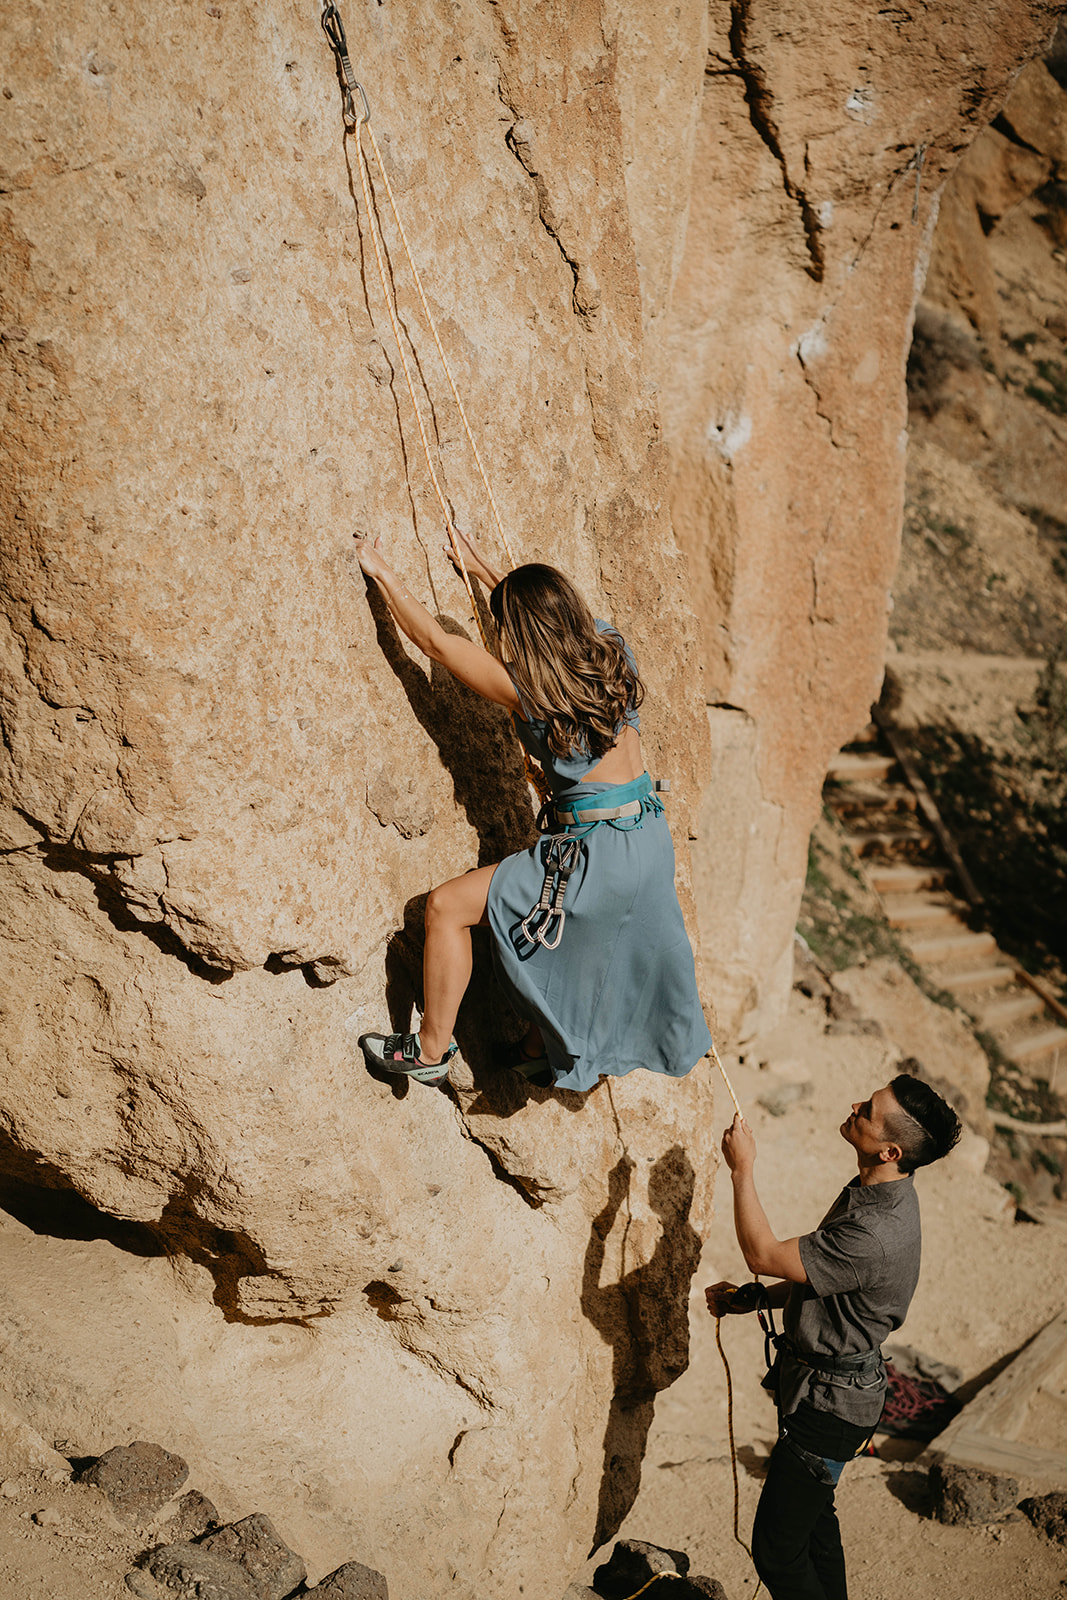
518, 772, 659, 951
730, 1280, 883, 1482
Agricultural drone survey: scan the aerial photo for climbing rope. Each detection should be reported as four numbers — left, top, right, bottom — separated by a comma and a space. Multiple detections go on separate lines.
707, 1036, 744, 1120
320, 0, 513, 650
713, 1316, 763, 1597
618, 1575, 686, 1598
320, 3, 553, 805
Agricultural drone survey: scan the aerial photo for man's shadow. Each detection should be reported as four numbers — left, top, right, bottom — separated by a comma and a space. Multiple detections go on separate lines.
581, 1146, 702, 1552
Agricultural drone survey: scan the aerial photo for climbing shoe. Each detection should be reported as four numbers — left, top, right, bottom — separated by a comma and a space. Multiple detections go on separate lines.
493, 1038, 554, 1089
359, 1031, 458, 1087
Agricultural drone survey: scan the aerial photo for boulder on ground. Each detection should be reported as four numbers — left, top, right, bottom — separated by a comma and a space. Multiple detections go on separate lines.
80, 1441, 189, 1522
929, 1461, 1019, 1524
305, 1561, 389, 1598
200, 1513, 307, 1600
129, 1541, 259, 1600
161, 1488, 221, 1542
592, 1539, 690, 1597
1019, 1492, 1067, 1545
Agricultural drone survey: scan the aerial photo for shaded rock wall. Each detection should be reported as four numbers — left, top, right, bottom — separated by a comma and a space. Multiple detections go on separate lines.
1, 2, 1062, 1595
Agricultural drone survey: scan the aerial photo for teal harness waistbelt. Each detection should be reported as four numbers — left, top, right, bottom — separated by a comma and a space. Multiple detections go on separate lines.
551, 771, 655, 829
520, 774, 660, 950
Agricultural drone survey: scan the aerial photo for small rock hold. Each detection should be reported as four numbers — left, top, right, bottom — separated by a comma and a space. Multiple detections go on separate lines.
32, 1506, 63, 1526
0, 1480, 20, 1499
231, 268, 252, 284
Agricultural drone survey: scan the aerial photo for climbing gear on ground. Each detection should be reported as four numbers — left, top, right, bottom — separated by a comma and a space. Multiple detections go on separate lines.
359, 1031, 458, 1086
878, 1360, 961, 1441
493, 1038, 554, 1088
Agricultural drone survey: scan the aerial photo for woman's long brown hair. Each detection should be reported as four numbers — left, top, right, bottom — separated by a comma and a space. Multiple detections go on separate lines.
489, 564, 644, 760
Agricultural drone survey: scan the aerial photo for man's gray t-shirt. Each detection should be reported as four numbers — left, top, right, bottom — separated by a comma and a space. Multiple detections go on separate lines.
776, 1174, 921, 1428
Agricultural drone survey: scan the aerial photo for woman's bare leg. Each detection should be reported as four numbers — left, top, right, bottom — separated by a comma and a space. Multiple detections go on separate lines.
417, 862, 497, 1062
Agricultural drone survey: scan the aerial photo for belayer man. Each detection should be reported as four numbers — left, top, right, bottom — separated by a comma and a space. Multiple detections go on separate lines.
705, 1074, 962, 1600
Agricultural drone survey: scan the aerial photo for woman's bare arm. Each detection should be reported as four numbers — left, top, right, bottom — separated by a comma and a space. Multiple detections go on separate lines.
445, 528, 506, 589
355, 535, 519, 710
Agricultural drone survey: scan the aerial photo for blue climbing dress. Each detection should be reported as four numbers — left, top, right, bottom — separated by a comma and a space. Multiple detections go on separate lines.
486, 626, 712, 1093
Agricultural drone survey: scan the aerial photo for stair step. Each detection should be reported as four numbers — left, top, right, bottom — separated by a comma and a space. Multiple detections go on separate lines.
907, 930, 997, 964
847, 827, 936, 857
941, 964, 1018, 994
826, 753, 896, 783
884, 899, 969, 931
869, 864, 950, 894
978, 993, 1048, 1031
1008, 1027, 1067, 1065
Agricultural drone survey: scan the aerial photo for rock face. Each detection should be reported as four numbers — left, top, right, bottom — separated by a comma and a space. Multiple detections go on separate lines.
0, 2, 1059, 1596
659, 3, 1063, 1036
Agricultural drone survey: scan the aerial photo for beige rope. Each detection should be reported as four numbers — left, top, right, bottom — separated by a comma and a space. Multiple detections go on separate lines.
714, 1316, 764, 1598
359, 118, 515, 568
348, 101, 487, 641
708, 1036, 744, 1120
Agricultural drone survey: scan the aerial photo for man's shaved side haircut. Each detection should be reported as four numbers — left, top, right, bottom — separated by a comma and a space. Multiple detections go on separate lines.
886, 1074, 963, 1174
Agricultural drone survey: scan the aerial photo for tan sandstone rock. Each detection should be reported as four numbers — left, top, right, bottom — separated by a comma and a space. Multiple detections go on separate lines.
0, 1, 1059, 1594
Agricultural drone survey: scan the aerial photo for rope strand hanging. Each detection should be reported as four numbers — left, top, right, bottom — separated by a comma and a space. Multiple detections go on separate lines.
320, 0, 512, 651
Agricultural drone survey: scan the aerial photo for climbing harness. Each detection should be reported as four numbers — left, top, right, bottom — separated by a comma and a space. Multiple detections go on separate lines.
517, 774, 660, 952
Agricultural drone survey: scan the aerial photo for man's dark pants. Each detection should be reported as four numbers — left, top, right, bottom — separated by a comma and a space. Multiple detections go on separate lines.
751, 1402, 873, 1600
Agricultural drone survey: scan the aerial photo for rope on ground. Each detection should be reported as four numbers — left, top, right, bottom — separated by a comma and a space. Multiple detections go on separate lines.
618, 1574, 687, 1599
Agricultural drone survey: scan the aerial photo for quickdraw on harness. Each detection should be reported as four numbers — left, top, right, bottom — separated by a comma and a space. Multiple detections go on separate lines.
518, 774, 658, 952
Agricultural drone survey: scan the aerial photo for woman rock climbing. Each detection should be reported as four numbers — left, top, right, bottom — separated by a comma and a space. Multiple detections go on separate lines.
354, 529, 711, 1093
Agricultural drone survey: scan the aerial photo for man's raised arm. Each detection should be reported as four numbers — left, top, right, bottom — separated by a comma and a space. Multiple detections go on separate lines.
722, 1114, 807, 1284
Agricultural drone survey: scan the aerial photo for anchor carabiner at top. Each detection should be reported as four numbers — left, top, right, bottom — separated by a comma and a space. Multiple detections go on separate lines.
321, 0, 371, 129
519, 835, 583, 951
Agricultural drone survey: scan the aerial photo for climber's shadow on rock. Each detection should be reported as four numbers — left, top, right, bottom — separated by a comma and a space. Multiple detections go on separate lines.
363, 580, 537, 866
582, 1147, 701, 1554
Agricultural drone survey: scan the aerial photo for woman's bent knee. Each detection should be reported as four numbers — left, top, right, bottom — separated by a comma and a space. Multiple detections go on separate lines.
425, 865, 496, 933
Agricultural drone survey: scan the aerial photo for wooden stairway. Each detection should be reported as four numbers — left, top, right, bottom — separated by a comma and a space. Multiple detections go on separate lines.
824, 722, 1067, 1082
